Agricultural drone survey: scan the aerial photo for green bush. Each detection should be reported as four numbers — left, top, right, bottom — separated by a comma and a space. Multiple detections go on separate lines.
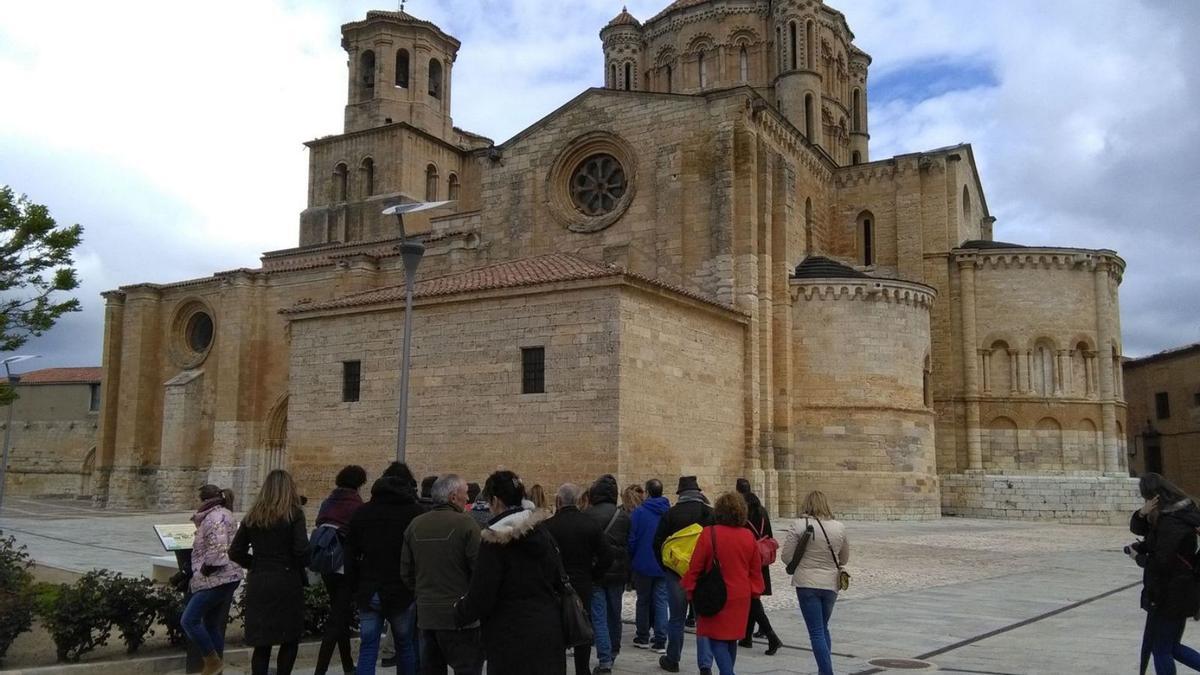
153, 585, 187, 648
0, 533, 35, 661
303, 582, 330, 636
40, 570, 114, 662
105, 574, 167, 653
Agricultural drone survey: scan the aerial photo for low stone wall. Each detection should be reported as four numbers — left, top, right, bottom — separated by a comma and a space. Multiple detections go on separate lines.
788, 469, 942, 521
941, 472, 1140, 524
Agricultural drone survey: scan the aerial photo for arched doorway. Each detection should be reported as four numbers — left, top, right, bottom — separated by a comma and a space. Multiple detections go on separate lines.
79, 447, 96, 498
263, 396, 288, 479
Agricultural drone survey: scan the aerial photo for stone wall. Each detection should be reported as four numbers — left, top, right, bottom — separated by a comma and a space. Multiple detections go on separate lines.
1124, 345, 1200, 494
941, 473, 1140, 525
0, 383, 99, 498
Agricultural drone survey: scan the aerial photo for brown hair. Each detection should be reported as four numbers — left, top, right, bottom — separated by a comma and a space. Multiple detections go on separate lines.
713, 491, 748, 527
801, 490, 833, 519
243, 469, 301, 528
199, 484, 234, 511
622, 484, 645, 513
528, 484, 548, 510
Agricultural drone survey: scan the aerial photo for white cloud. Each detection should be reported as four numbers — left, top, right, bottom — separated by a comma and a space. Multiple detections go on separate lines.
0, 0, 1196, 367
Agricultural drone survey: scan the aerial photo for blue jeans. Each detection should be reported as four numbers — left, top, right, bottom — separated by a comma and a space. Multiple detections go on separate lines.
357, 594, 417, 675
181, 581, 238, 656
709, 639, 738, 674
633, 572, 668, 646
1147, 610, 1200, 675
591, 583, 624, 666
796, 587, 838, 675
665, 574, 712, 668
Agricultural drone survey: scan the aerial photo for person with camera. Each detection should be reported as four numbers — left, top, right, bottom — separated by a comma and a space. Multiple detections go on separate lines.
781, 491, 849, 675
1129, 472, 1200, 674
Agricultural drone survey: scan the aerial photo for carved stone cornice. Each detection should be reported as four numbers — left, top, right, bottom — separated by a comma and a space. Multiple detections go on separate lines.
952, 248, 1125, 281
788, 277, 937, 309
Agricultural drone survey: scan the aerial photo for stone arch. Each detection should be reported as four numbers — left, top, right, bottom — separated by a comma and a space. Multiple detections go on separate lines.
359, 49, 376, 101
79, 446, 96, 497
962, 185, 971, 223
856, 210, 874, 266
1070, 339, 1093, 397
987, 340, 1012, 395
395, 49, 410, 88
985, 416, 1019, 473
428, 58, 443, 99
262, 395, 288, 479
359, 156, 375, 198
333, 162, 349, 203
727, 27, 759, 47
425, 163, 439, 201
1116, 419, 1127, 470
447, 172, 460, 201
1031, 337, 1058, 396
1032, 417, 1064, 471
923, 354, 932, 408
1077, 418, 1101, 472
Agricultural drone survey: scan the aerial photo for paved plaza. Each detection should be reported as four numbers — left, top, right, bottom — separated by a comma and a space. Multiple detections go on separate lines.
0, 499, 1155, 674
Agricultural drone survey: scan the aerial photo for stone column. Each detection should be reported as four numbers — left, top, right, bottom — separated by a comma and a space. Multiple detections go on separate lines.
958, 257, 982, 470
93, 291, 126, 507
1093, 260, 1119, 473
1055, 350, 1066, 396
1008, 349, 1019, 395
980, 349, 992, 393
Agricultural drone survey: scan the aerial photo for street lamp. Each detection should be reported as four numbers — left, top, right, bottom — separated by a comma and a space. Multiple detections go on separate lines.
381, 201, 452, 463
0, 354, 40, 513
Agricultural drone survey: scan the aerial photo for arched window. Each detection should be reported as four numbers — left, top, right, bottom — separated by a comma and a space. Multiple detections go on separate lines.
962, 185, 971, 222
804, 198, 814, 253
852, 88, 862, 131
739, 46, 749, 83
776, 26, 783, 71
989, 340, 1012, 394
624, 62, 632, 91
1032, 340, 1056, 396
923, 355, 933, 407
425, 164, 438, 201
666, 65, 673, 92
851, 150, 861, 165
395, 49, 409, 88
428, 58, 443, 99
806, 20, 815, 69
698, 52, 707, 89
333, 163, 348, 202
804, 93, 814, 139
359, 50, 376, 100
447, 173, 460, 201
610, 63, 617, 88
360, 157, 375, 197
789, 22, 798, 70
858, 210, 874, 266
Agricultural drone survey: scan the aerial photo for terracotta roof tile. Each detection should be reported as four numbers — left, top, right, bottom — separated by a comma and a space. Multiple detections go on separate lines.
18, 367, 103, 385
285, 253, 735, 315
605, 7, 641, 28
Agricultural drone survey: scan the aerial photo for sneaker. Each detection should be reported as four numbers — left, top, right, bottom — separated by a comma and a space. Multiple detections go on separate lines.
737, 638, 754, 648
381, 656, 397, 668
700, 669, 713, 675
593, 667, 613, 675
651, 643, 667, 654
633, 638, 650, 649
684, 617, 696, 628
658, 655, 680, 673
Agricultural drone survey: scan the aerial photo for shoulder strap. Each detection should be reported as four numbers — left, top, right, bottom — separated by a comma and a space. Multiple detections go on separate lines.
707, 525, 719, 572
814, 518, 841, 568
603, 506, 621, 535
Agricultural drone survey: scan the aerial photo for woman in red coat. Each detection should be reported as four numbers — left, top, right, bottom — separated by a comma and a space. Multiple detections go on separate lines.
682, 492, 765, 675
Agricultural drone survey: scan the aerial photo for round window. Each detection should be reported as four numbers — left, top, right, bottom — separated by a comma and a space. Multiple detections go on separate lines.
186, 312, 214, 353
569, 154, 627, 216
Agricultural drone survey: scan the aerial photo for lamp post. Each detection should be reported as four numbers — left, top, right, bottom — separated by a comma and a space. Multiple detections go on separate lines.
0, 354, 40, 513
381, 201, 451, 463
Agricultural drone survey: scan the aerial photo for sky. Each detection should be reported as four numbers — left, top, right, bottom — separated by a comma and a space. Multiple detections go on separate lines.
0, 0, 1197, 372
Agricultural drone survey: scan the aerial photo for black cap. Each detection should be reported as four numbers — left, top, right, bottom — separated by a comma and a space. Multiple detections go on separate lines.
676, 476, 701, 494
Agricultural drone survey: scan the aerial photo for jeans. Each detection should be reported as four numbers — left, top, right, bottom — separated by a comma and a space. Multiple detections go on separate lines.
357, 594, 417, 675
633, 572, 668, 646
591, 583, 625, 666
796, 587, 838, 675
1147, 610, 1200, 675
181, 581, 239, 656
709, 639, 738, 674
420, 628, 483, 675
665, 574, 712, 668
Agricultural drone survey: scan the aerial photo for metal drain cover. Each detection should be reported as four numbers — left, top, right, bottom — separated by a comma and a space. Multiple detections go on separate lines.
866, 657, 936, 670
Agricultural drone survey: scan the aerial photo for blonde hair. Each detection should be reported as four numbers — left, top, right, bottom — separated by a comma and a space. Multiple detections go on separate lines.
243, 469, 301, 528
622, 484, 645, 513
528, 484, 548, 510
801, 490, 833, 519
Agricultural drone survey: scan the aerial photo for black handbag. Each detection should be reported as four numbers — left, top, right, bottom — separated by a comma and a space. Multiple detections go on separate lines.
692, 527, 727, 617
552, 545, 594, 648
785, 518, 814, 576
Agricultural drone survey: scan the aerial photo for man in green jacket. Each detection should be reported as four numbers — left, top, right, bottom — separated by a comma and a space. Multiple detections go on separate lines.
401, 473, 484, 674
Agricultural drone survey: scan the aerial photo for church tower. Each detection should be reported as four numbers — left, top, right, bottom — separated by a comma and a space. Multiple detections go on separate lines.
341, 10, 458, 141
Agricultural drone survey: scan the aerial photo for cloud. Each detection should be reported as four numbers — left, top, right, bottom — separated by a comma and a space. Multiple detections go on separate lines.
0, 0, 1195, 370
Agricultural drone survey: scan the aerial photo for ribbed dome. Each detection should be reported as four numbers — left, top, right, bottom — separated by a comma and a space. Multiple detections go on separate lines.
791, 256, 870, 280
606, 6, 641, 28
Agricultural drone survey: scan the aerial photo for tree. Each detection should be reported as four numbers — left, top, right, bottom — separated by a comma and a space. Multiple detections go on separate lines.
0, 187, 83, 404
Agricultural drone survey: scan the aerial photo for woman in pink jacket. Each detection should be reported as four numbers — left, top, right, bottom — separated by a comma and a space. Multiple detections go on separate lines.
182, 484, 244, 675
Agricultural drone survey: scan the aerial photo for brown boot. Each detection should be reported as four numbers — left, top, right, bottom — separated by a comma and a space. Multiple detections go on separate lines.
200, 653, 223, 675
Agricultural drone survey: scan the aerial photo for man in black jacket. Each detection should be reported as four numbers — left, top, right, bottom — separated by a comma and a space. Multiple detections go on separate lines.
345, 464, 426, 675
584, 475, 631, 673
652, 476, 714, 674
545, 483, 613, 675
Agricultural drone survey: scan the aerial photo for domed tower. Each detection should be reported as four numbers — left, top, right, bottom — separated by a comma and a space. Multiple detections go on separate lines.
600, 7, 644, 91
341, 10, 459, 141
772, 4, 823, 146
848, 45, 871, 163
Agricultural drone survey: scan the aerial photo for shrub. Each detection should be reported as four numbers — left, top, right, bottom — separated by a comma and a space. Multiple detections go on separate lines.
0, 534, 34, 661
153, 585, 187, 648
40, 570, 114, 662
105, 574, 167, 653
303, 582, 330, 636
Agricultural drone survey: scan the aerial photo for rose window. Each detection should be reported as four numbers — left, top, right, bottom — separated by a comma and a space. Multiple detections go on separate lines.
569, 154, 627, 216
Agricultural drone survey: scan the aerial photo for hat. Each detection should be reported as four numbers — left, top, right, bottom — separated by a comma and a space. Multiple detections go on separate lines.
676, 476, 701, 494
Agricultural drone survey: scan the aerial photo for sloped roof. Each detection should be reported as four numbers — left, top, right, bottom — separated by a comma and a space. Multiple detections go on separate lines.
1124, 343, 1200, 368
646, 0, 709, 24
791, 256, 870, 280
284, 253, 734, 315
606, 6, 641, 28
959, 239, 1027, 250
17, 367, 102, 385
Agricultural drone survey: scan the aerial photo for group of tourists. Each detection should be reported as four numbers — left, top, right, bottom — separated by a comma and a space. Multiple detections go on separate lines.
176, 464, 852, 675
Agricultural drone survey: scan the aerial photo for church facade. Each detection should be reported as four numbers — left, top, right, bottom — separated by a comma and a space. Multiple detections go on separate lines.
93, 0, 1139, 521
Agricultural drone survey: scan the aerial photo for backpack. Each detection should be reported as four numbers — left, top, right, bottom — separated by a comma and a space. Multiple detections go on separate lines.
749, 517, 779, 566
661, 523, 703, 577
306, 524, 345, 575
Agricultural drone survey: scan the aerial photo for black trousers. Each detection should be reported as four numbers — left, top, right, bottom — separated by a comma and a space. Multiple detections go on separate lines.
420, 627, 485, 675
745, 597, 776, 640
314, 573, 355, 674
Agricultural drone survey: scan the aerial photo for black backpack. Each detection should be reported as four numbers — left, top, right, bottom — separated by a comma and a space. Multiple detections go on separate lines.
306, 524, 345, 575
692, 527, 727, 617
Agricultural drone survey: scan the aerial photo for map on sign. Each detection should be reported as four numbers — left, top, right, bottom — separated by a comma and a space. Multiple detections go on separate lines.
153, 524, 196, 552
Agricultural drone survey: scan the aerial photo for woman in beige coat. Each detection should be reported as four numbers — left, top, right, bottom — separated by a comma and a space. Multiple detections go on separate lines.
781, 491, 849, 675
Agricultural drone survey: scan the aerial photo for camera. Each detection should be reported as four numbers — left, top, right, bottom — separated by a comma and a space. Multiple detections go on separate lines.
1124, 541, 1144, 556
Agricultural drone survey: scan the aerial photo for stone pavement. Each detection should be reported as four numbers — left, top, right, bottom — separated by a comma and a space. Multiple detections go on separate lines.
0, 501, 1154, 673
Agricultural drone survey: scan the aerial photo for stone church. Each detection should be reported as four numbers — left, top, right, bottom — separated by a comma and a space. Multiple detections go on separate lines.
93, 0, 1139, 521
